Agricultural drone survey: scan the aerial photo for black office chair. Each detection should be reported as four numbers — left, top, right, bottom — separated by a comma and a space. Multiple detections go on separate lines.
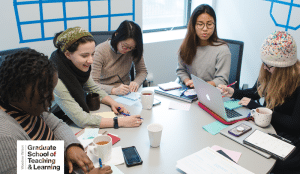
90, 31, 149, 87
0, 47, 30, 66
221, 39, 244, 89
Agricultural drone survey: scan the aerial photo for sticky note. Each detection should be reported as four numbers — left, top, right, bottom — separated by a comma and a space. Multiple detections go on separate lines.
203, 121, 228, 135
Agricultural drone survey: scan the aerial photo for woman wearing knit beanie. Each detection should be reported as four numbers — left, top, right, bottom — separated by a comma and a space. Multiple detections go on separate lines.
219, 31, 300, 173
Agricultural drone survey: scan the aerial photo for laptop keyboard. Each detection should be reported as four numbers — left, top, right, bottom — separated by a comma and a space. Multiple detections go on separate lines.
225, 108, 242, 118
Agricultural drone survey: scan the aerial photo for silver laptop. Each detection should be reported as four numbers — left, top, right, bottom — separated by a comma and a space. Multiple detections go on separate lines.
191, 74, 247, 122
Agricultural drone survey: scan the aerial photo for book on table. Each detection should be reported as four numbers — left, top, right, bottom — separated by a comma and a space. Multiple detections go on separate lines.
243, 130, 296, 161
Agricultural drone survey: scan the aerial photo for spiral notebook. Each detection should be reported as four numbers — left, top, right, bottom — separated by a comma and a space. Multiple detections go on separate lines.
243, 130, 296, 161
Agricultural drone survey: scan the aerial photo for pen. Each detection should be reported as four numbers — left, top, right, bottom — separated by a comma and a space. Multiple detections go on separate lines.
227, 81, 237, 87
117, 75, 125, 84
117, 107, 144, 120
268, 133, 293, 144
99, 158, 102, 168
180, 88, 188, 96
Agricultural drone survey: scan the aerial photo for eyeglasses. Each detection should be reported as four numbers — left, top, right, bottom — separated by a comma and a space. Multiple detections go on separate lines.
121, 42, 136, 51
195, 22, 215, 30
263, 62, 274, 70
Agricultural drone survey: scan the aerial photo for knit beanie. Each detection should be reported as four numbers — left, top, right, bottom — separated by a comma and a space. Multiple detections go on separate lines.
56, 26, 93, 52
261, 31, 297, 67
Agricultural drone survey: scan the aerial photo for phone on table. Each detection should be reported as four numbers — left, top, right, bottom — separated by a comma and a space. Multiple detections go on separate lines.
122, 146, 143, 167
228, 123, 252, 137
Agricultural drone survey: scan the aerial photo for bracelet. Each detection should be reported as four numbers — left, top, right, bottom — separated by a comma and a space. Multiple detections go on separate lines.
113, 117, 119, 129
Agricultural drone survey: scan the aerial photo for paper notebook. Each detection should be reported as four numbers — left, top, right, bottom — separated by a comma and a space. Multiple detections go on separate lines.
224, 100, 242, 110
158, 82, 182, 91
176, 147, 254, 174
243, 130, 296, 161
155, 87, 197, 103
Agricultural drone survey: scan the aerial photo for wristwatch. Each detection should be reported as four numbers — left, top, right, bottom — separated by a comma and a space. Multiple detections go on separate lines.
113, 117, 119, 129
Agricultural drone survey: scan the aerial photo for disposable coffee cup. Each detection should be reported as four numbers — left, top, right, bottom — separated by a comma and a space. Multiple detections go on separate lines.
251, 107, 273, 128
147, 123, 163, 147
140, 90, 154, 110
89, 135, 112, 163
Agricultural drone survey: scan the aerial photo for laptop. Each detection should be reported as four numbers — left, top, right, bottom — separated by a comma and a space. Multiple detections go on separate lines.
191, 74, 247, 122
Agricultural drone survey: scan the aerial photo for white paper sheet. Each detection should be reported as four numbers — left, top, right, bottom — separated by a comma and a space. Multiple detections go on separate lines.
177, 147, 254, 174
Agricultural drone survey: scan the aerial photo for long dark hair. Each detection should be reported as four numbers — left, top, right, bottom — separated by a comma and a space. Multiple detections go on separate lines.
0, 49, 57, 111
179, 4, 226, 65
111, 20, 143, 62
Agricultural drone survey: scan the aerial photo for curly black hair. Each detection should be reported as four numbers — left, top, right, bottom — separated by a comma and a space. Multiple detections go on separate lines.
0, 48, 57, 111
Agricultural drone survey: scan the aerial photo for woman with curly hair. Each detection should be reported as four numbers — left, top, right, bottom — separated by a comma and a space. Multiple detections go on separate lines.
50, 26, 142, 129
0, 49, 112, 174
219, 31, 300, 174
176, 4, 231, 87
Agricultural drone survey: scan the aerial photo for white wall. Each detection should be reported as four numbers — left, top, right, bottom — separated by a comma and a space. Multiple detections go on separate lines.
0, 0, 142, 56
215, 0, 300, 87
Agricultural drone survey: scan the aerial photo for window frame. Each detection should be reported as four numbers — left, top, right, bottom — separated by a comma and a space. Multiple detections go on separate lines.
143, 0, 192, 33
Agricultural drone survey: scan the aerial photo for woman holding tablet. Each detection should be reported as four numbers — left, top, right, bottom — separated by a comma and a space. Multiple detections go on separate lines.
50, 27, 142, 129
219, 31, 300, 173
176, 4, 231, 88
91, 20, 147, 95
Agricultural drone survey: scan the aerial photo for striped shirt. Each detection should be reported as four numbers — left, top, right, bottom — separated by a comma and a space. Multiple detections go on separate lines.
0, 100, 55, 140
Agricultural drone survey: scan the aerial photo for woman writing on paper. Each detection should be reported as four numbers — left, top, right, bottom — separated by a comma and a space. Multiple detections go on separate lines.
0, 49, 112, 174
91, 20, 147, 95
176, 4, 231, 88
50, 27, 142, 129
219, 31, 300, 173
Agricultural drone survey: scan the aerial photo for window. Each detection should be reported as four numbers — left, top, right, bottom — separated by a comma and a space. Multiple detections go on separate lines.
143, 0, 213, 32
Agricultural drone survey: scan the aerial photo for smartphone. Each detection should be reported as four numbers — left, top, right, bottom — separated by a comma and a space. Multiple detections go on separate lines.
122, 146, 143, 167
153, 98, 161, 106
228, 123, 252, 137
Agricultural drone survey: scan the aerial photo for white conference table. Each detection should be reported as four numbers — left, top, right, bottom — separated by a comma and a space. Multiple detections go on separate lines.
70, 87, 276, 174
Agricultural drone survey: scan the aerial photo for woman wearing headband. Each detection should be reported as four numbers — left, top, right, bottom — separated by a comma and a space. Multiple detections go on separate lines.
50, 27, 142, 129
219, 31, 300, 173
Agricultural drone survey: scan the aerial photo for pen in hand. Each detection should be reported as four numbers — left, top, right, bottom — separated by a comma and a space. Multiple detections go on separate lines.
117, 75, 125, 84
99, 158, 102, 168
227, 81, 237, 87
117, 107, 143, 120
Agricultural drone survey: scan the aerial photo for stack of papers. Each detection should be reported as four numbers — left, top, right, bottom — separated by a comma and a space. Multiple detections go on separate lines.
176, 147, 254, 174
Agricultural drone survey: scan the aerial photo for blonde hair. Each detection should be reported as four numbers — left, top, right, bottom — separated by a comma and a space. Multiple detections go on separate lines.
257, 61, 300, 109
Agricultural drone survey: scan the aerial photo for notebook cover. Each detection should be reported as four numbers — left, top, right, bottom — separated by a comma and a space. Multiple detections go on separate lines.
107, 133, 120, 145
197, 102, 253, 125
243, 130, 296, 161
154, 88, 197, 103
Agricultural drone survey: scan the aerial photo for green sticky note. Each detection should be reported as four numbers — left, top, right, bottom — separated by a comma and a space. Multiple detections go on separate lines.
224, 100, 242, 110
203, 121, 228, 135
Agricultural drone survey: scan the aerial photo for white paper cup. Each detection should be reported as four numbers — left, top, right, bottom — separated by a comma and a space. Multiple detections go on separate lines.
140, 90, 154, 110
89, 135, 112, 163
251, 107, 273, 127
147, 123, 163, 147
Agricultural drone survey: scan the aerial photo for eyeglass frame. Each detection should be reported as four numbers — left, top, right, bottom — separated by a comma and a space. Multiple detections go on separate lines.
195, 22, 215, 30
120, 41, 136, 51
263, 62, 274, 70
